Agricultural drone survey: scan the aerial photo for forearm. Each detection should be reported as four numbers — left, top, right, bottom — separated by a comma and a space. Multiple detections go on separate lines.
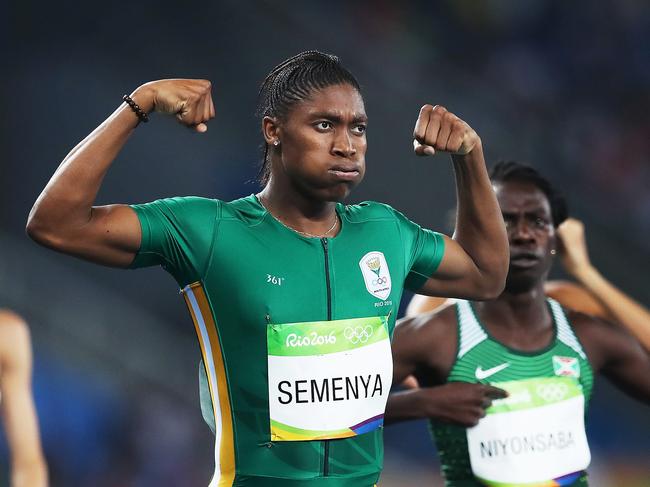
575, 266, 650, 351
7, 415, 47, 487
384, 389, 429, 424
12, 457, 48, 487
452, 144, 508, 294
27, 87, 151, 241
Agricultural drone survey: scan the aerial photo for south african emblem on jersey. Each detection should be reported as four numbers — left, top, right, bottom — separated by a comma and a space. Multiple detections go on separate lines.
359, 251, 392, 301
552, 356, 580, 378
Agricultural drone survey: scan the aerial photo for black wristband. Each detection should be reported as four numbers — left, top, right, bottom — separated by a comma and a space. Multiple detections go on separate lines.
122, 94, 149, 123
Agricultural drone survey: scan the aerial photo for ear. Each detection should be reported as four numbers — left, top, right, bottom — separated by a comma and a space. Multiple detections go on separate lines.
262, 116, 281, 145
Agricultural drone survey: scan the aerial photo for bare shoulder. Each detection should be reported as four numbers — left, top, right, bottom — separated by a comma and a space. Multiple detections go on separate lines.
568, 309, 619, 341
544, 280, 610, 319
569, 308, 619, 335
567, 309, 634, 370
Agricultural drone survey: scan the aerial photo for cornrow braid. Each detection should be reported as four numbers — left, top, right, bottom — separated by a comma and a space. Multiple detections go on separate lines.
256, 50, 362, 185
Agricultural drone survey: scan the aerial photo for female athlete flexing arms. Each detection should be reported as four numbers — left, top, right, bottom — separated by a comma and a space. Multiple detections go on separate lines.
27, 51, 507, 486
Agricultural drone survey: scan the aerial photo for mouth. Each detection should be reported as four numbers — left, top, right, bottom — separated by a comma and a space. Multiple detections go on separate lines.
328, 165, 361, 182
509, 252, 541, 269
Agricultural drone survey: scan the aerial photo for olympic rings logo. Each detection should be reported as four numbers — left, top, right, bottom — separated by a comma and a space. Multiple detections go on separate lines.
536, 383, 568, 402
344, 325, 374, 344
372, 276, 388, 285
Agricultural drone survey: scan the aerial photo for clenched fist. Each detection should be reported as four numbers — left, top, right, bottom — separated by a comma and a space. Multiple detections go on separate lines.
413, 105, 480, 157
132, 79, 215, 133
557, 218, 592, 279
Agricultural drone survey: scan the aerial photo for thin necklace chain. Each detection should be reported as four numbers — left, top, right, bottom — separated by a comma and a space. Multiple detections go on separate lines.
255, 194, 339, 239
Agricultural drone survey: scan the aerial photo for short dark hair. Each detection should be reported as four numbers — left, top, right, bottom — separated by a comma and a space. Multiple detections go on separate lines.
489, 160, 568, 227
256, 50, 362, 184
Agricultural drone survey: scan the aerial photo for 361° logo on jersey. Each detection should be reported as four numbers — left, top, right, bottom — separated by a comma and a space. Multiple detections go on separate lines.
359, 251, 392, 300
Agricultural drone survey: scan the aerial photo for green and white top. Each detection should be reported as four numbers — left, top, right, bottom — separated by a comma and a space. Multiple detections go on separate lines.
431, 299, 594, 487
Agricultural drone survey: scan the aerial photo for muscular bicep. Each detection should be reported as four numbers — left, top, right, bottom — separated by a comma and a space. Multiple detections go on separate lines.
58, 204, 141, 267
415, 236, 495, 299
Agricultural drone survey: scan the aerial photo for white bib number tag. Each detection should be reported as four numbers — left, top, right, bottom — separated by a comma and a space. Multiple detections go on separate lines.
267, 316, 392, 441
466, 377, 591, 486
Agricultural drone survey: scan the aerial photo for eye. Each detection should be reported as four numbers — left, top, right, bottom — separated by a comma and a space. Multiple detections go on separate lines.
534, 217, 549, 228
315, 121, 333, 131
351, 124, 366, 135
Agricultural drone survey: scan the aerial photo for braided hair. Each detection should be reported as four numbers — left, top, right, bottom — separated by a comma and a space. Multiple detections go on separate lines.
256, 51, 362, 184
489, 161, 568, 228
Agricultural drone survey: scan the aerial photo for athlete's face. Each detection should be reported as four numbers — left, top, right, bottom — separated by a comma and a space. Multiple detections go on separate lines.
274, 83, 367, 201
495, 181, 556, 294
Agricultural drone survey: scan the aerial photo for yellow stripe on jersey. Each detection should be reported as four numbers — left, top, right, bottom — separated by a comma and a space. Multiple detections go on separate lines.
183, 282, 236, 487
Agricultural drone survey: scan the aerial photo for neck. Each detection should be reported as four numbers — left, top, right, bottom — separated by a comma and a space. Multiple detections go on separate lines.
475, 282, 550, 332
258, 179, 339, 237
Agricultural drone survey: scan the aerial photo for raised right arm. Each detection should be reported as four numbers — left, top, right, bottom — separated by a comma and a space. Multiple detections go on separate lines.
26, 79, 214, 267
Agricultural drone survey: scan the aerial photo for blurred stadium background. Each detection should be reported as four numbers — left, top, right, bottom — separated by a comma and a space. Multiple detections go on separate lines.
1, 0, 649, 485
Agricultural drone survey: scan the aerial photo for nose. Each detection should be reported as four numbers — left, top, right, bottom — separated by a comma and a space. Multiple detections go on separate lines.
332, 130, 357, 158
510, 219, 535, 244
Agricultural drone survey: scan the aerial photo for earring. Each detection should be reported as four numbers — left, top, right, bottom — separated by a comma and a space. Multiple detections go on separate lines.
550, 249, 556, 255
273, 140, 280, 146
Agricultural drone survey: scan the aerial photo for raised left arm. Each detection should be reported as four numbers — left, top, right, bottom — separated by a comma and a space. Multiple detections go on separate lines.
412, 105, 508, 300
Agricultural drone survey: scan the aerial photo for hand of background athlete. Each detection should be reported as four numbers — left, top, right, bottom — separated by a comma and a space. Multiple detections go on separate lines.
131, 79, 215, 133
417, 382, 507, 427
413, 105, 481, 157
557, 218, 592, 280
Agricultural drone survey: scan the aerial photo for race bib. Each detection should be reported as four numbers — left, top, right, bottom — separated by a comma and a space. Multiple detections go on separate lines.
466, 377, 591, 486
267, 316, 392, 441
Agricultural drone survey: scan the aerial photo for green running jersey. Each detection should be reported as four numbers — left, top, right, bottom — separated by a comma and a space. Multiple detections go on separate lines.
430, 299, 594, 487
130, 195, 445, 486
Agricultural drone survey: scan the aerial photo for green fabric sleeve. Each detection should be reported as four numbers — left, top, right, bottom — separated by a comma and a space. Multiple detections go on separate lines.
129, 196, 219, 286
404, 228, 445, 291
388, 207, 445, 291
